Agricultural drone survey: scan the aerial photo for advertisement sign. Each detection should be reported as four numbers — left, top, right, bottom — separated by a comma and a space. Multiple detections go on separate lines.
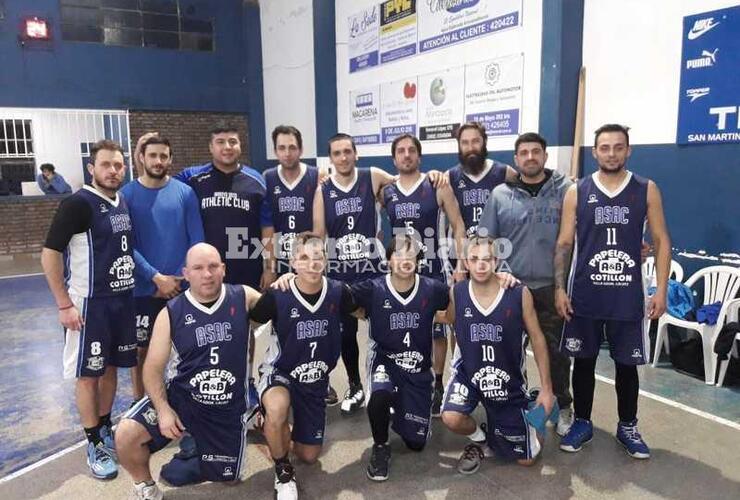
380, 78, 418, 143
677, 5, 740, 144
350, 86, 382, 144
418, 67, 465, 140
380, 0, 418, 64
348, 6, 381, 73
417, 0, 521, 54
464, 54, 523, 137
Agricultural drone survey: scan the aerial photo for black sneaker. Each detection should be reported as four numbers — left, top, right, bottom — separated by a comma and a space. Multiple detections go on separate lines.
274, 463, 298, 500
340, 383, 365, 415
457, 443, 484, 475
367, 443, 391, 481
431, 386, 444, 417
325, 385, 339, 407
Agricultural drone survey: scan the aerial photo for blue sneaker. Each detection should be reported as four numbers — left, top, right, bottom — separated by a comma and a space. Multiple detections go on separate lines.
616, 420, 650, 459
559, 418, 593, 452
245, 378, 261, 428
248, 378, 259, 408
86, 441, 118, 480
100, 425, 117, 460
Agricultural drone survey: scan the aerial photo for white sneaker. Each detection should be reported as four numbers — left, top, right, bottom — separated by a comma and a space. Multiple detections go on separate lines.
478, 423, 494, 457
556, 407, 574, 437
340, 384, 365, 415
274, 467, 298, 500
132, 481, 163, 500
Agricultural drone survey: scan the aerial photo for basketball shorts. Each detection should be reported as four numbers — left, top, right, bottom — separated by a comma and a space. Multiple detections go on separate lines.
257, 368, 327, 445
560, 315, 648, 365
124, 387, 247, 482
134, 296, 167, 348
368, 357, 432, 447
62, 293, 136, 379
441, 368, 540, 461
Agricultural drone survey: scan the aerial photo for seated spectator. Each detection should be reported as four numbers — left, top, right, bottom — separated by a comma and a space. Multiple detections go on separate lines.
37, 163, 72, 194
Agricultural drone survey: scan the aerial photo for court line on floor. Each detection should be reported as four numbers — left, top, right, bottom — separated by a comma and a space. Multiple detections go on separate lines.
3, 357, 738, 484
0, 272, 44, 280
593, 372, 740, 431
0, 440, 87, 484
525, 351, 740, 431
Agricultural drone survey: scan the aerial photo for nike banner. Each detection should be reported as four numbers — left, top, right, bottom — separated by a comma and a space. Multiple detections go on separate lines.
677, 5, 740, 145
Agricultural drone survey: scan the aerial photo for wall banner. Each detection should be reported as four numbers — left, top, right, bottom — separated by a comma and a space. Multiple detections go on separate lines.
677, 5, 740, 144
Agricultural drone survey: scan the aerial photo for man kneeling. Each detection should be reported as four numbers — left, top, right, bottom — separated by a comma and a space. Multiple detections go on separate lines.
440, 235, 555, 473
254, 233, 359, 499
116, 243, 261, 499
350, 235, 450, 481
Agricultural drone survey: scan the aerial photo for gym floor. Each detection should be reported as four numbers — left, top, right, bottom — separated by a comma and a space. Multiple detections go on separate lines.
1, 262, 738, 499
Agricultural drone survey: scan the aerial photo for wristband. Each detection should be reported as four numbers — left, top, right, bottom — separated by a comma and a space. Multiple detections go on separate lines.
58, 303, 75, 311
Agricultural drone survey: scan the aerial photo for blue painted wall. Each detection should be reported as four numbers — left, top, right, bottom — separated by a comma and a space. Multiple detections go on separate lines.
0, 0, 251, 113
242, 1, 266, 167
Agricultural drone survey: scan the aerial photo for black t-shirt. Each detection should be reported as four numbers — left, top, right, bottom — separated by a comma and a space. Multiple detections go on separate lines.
44, 195, 94, 251
250, 282, 357, 324
516, 169, 553, 198
201, 299, 219, 309
396, 285, 414, 299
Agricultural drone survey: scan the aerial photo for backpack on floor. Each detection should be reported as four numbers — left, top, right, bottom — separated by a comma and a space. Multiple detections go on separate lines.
667, 326, 705, 380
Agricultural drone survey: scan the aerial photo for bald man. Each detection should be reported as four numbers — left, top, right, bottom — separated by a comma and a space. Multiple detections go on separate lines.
115, 243, 261, 500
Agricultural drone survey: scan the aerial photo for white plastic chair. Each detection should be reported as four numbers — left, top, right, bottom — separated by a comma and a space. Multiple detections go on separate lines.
642, 257, 685, 356
716, 298, 740, 386
651, 265, 740, 384
642, 256, 684, 287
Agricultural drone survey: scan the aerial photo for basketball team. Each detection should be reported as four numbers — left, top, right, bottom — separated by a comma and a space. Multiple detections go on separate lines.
41, 121, 670, 499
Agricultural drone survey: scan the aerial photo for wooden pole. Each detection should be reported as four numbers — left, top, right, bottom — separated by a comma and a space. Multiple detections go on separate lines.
570, 67, 586, 178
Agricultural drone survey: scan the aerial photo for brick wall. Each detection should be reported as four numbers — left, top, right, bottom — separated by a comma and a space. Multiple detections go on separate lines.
128, 111, 250, 175
0, 110, 251, 256
0, 196, 64, 256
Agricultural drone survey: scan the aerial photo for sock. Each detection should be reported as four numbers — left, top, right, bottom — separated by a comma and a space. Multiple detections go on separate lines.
367, 391, 392, 445
84, 423, 103, 445
136, 481, 155, 487
99, 413, 112, 429
467, 425, 486, 443
340, 314, 361, 386
615, 362, 639, 423
572, 356, 598, 421
434, 374, 443, 389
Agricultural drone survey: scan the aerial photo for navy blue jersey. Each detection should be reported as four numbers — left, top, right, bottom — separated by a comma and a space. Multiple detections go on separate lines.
323, 169, 382, 282
66, 186, 135, 298
452, 281, 528, 404
264, 163, 318, 266
262, 278, 344, 393
569, 172, 648, 321
383, 175, 444, 279
449, 160, 508, 236
354, 275, 449, 376
178, 164, 271, 287
166, 284, 250, 413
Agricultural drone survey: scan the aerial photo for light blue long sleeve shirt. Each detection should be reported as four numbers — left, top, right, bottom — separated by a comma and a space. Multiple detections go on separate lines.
37, 173, 72, 194
120, 178, 204, 297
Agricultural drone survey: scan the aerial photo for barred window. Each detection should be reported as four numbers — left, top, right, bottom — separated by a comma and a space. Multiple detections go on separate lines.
0, 120, 34, 159
60, 0, 214, 51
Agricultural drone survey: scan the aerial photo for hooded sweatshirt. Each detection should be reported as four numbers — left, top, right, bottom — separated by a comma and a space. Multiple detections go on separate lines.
478, 169, 572, 289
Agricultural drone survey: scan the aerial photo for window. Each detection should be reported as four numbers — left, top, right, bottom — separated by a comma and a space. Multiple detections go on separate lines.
60, 0, 214, 51
0, 120, 34, 159
0, 119, 35, 195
